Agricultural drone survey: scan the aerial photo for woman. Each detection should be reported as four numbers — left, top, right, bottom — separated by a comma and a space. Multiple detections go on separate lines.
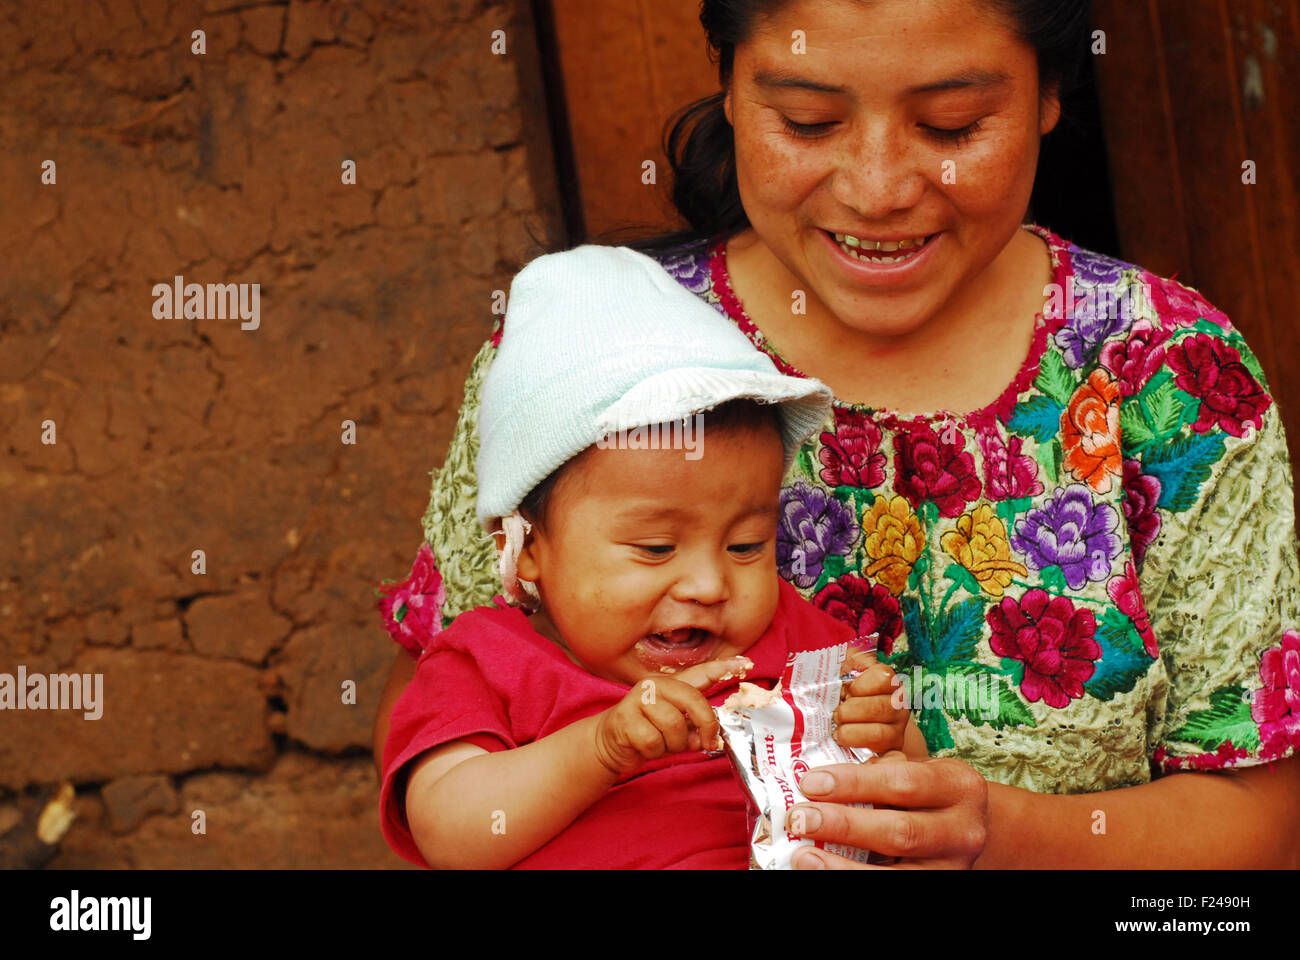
374, 0, 1300, 868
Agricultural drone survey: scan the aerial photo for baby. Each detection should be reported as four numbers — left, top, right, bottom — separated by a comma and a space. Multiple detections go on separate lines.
379, 246, 926, 869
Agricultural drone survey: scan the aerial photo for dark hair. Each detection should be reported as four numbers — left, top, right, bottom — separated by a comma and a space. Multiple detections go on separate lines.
518, 398, 783, 530
619, 0, 1093, 255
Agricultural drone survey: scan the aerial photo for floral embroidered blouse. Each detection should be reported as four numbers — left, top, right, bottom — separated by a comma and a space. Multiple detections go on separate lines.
380, 224, 1300, 794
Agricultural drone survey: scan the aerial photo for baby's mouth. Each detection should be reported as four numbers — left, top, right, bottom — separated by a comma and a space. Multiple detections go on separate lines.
634, 628, 723, 671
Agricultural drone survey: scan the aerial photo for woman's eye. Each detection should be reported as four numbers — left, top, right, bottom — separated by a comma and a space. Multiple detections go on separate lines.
780, 116, 836, 140
921, 120, 983, 146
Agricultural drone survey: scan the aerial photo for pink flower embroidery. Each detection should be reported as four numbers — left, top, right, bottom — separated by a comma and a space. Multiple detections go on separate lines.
818, 408, 887, 489
977, 428, 1043, 501
987, 589, 1100, 709
1144, 274, 1230, 329
1252, 629, 1300, 758
893, 421, 981, 518
1166, 333, 1270, 438
1106, 561, 1158, 657
1099, 318, 1171, 397
377, 543, 447, 657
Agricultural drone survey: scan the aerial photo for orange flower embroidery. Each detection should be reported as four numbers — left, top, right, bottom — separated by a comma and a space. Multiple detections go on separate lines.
861, 495, 926, 596
1062, 368, 1121, 494
940, 503, 1029, 598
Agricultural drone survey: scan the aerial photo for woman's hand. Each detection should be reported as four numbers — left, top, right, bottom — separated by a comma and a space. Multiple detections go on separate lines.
788, 750, 989, 869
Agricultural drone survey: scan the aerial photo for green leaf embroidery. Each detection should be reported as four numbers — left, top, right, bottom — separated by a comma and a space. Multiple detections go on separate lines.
899, 595, 932, 663
1141, 431, 1227, 512
1142, 377, 1188, 439
1034, 437, 1062, 479
916, 697, 955, 753
1119, 401, 1155, 451
1039, 565, 1069, 593
394, 603, 408, 623
1166, 686, 1262, 752
1009, 395, 1065, 443
1035, 350, 1077, 406
797, 446, 818, 481
942, 561, 983, 599
930, 595, 988, 662
999, 656, 1026, 687
906, 553, 931, 593
1083, 607, 1154, 701
940, 662, 1036, 731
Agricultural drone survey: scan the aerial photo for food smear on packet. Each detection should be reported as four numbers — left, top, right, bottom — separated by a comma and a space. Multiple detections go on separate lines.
716, 640, 878, 869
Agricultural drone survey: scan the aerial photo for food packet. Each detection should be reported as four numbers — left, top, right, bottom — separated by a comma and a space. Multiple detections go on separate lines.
715, 640, 877, 869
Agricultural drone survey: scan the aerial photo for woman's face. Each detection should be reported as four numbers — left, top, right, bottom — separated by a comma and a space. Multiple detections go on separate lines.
724, 0, 1060, 336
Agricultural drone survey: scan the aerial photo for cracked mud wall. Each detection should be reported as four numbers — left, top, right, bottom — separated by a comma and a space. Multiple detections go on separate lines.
0, 0, 563, 867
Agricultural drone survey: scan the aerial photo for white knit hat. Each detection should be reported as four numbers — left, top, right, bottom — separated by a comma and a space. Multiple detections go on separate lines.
476, 245, 833, 530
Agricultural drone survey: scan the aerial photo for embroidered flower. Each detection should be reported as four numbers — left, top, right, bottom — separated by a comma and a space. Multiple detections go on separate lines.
1012, 484, 1123, 590
1054, 285, 1134, 369
940, 503, 1029, 598
1071, 249, 1132, 286
1153, 741, 1252, 772
1251, 629, 1300, 758
861, 494, 926, 596
1106, 560, 1158, 657
818, 408, 887, 489
776, 482, 859, 588
1166, 332, 1270, 438
377, 543, 447, 657
658, 249, 713, 294
977, 428, 1043, 501
987, 589, 1100, 708
1099, 318, 1171, 397
1145, 275, 1229, 329
1121, 458, 1162, 568
813, 575, 904, 656
1062, 368, 1122, 494
893, 421, 981, 518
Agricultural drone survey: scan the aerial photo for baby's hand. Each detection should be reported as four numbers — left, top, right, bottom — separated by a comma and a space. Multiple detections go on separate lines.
832, 650, 909, 755
591, 657, 753, 777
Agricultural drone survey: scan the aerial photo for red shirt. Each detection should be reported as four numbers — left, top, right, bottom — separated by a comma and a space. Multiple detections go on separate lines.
380, 578, 854, 869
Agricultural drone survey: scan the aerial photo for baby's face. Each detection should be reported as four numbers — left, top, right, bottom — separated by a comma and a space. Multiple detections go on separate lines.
518, 420, 786, 687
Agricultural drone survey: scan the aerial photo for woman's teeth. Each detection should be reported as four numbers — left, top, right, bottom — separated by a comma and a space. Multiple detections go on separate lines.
833, 232, 932, 263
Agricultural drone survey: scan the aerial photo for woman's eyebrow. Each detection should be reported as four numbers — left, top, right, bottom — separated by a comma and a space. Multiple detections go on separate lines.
752, 67, 1012, 95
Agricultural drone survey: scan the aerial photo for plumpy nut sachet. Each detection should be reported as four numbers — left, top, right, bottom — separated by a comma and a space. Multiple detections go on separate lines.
716, 641, 879, 869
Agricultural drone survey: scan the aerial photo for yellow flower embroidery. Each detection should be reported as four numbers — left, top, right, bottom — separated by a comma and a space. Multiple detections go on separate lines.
939, 503, 1028, 598
862, 495, 926, 595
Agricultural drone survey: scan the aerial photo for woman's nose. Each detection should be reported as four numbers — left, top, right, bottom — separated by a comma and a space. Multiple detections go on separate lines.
827, 120, 923, 218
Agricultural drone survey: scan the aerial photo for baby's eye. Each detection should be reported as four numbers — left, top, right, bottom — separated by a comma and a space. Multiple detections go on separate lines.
634, 544, 674, 557
728, 542, 766, 555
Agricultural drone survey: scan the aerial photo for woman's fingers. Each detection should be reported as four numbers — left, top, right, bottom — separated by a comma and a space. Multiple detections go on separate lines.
790, 754, 989, 866
791, 846, 891, 870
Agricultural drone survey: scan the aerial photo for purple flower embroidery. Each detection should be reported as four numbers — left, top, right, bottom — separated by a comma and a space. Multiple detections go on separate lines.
1121, 458, 1162, 569
1070, 249, 1132, 286
1054, 286, 1135, 370
777, 482, 859, 588
1011, 483, 1123, 590
658, 250, 712, 295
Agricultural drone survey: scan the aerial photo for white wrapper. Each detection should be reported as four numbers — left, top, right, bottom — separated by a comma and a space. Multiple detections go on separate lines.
716, 642, 877, 869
